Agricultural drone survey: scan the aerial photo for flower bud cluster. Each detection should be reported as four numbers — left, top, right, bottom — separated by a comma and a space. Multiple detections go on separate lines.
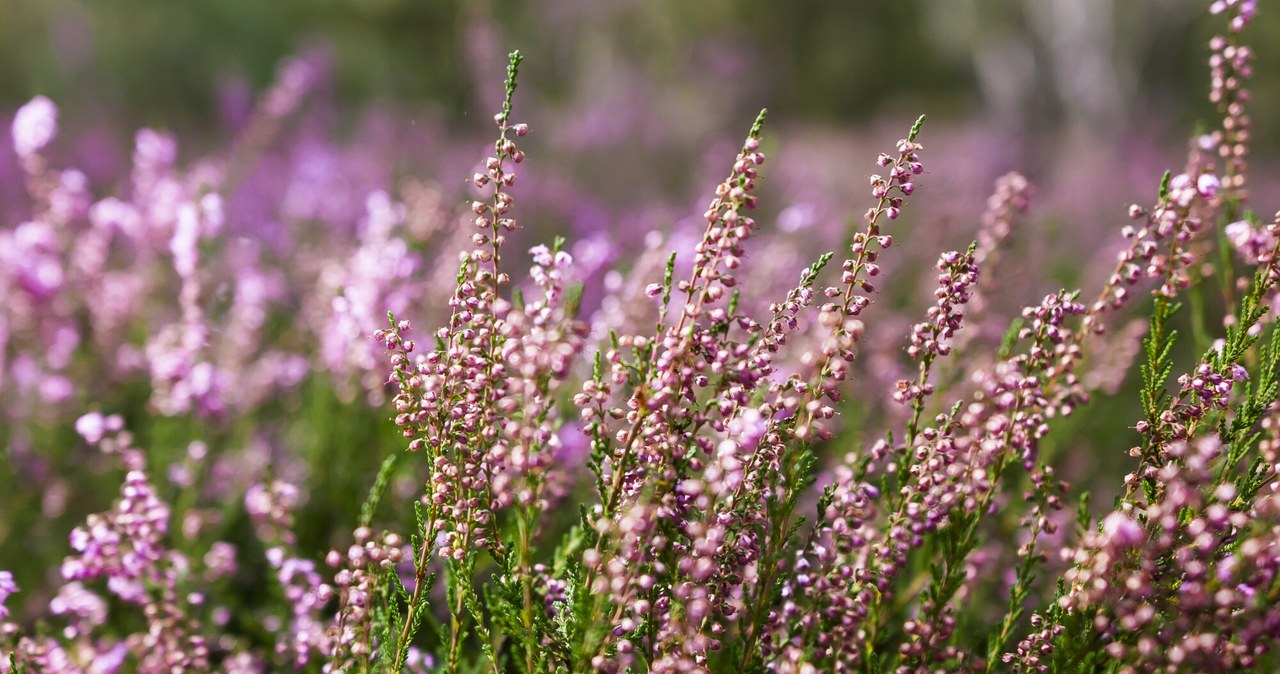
380, 111, 534, 561
1001, 613, 1064, 672
962, 172, 1032, 335
273, 553, 334, 667
893, 246, 979, 405
647, 416, 774, 672
772, 465, 880, 671
326, 528, 405, 668
1209, 0, 1256, 200
584, 120, 770, 519
33, 426, 213, 673
799, 133, 923, 440
376, 279, 505, 561
1064, 436, 1280, 671
576, 119, 794, 673
1093, 171, 1221, 332
1225, 218, 1276, 264
317, 191, 427, 400
244, 479, 301, 545
685, 133, 766, 305
798, 290, 1084, 667
582, 502, 660, 674
0, 571, 16, 623
756, 257, 827, 362
1127, 220, 1280, 479
489, 246, 589, 511
975, 172, 1032, 268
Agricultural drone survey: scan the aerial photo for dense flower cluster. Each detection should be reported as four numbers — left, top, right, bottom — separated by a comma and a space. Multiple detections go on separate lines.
5, 3, 1280, 673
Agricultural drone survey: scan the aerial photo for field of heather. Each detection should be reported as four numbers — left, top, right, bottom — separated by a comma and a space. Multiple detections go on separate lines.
2, 1, 1279, 672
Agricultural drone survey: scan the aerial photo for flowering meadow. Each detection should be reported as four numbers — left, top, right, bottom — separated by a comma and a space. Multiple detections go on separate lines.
2, 1, 1280, 672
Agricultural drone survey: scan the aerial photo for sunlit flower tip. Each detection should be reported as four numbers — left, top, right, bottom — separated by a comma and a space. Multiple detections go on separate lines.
75, 412, 107, 444
645, 283, 663, 298
1196, 174, 1221, 197
12, 95, 58, 159
1101, 512, 1144, 547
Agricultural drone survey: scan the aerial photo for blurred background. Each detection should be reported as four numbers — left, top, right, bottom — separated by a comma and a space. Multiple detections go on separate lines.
2, 0, 1279, 639
4, 0, 1279, 136
4, 0, 1279, 294
2, 0, 1277, 229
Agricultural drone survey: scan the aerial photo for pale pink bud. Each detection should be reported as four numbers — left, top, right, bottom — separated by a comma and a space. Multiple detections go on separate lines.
12, 96, 58, 159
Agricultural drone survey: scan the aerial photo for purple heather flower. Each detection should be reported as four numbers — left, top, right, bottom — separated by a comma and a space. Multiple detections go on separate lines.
0, 570, 17, 620
48, 581, 107, 634
75, 412, 107, 444
1224, 219, 1276, 264
1196, 173, 1220, 198
1101, 512, 1145, 547
11, 96, 58, 159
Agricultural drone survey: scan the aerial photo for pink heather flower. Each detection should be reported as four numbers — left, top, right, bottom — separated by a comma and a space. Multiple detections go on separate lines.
1210, 0, 1256, 21
0, 569, 17, 619
404, 647, 436, 673
200, 193, 225, 237
529, 244, 553, 267
12, 95, 58, 158
1167, 173, 1197, 207
1225, 220, 1253, 247
49, 581, 108, 632
203, 541, 238, 579
75, 412, 107, 444
1196, 173, 1221, 198
1101, 512, 1145, 547
171, 203, 202, 278
89, 642, 129, 674
10, 220, 65, 300
1224, 219, 1276, 264
134, 127, 177, 169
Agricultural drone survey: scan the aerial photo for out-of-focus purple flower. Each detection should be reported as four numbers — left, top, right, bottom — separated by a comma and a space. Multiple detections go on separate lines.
12, 96, 58, 159
134, 128, 177, 170
75, 412, 106, 444
1224, 219, 1277, 264
0, 569, 17, 619
1167, 173, 1205, 208
403, 647, 436, 673
48, 581, 107, 633
7, 220, 65, 300
1210, 0, 1257, 24
1101, 512, 1145, 547
88, 642, 129, 674
1196, 173, 1221, 199
203, 541, 238, 580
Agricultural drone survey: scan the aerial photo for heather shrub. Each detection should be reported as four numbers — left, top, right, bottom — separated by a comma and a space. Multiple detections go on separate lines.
3, 1, 1280, 673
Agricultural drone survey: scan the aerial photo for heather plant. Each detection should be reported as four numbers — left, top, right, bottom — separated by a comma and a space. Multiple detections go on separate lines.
4, 0, 1280, 673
